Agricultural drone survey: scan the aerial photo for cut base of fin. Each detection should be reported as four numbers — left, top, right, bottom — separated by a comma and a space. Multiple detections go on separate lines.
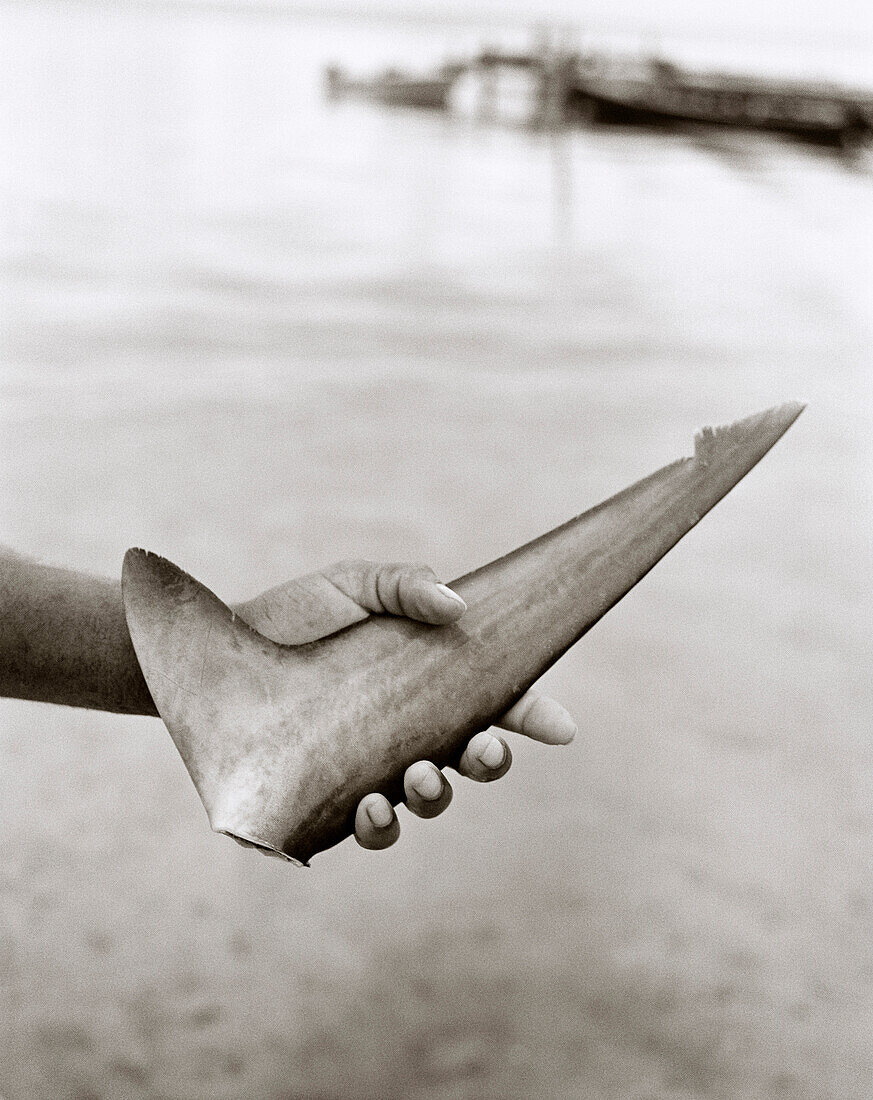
215, 828, 308, 867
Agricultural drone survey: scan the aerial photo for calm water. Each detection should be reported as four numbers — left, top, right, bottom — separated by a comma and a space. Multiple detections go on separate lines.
1, 3, 872, 1098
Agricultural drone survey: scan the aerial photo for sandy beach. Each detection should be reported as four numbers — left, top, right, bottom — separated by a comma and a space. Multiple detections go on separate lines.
1, 3, 872, 1097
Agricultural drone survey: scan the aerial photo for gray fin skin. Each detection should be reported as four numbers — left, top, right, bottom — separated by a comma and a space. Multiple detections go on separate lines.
122, 402, 804, 865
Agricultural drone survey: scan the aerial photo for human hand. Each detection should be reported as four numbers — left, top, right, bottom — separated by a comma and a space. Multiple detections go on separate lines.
234, 561, 576, 851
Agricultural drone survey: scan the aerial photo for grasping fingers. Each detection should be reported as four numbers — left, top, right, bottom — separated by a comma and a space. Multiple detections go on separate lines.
354, 760, 454, 849
354, 690, 576, 849
239, 557, 577, 855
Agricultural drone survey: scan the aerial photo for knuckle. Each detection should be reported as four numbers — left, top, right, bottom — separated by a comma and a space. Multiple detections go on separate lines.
403, 561, 435, 576
330, 558, 364, 573
373, 566, 401, 614
513, 692, 538, 733
397, 565, 437, 616
522, 696, 546, 735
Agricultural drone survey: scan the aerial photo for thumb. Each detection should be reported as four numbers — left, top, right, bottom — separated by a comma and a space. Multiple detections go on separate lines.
236, 560, 468, 645
324, 560, 467, 625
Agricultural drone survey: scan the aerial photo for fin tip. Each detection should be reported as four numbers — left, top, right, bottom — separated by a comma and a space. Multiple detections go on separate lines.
693, 401, 805, 464
122, 547, 162, 574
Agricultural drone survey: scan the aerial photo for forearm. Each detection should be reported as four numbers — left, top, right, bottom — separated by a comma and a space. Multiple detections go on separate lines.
0, 550, 158, 715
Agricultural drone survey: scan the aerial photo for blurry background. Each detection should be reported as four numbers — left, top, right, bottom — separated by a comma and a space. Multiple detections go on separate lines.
1, 1, 872, 1097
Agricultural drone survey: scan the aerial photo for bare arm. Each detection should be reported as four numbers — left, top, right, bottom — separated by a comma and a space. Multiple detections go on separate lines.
0, 549, 157, 714
1, 549, 576, 852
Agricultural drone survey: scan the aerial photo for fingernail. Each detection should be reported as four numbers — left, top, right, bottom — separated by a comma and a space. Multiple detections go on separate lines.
542, 700, 578, 744
477, 735, 505, 770
435, 583, 466, 611
415, 766, 443, 801
366, 799, 394, 829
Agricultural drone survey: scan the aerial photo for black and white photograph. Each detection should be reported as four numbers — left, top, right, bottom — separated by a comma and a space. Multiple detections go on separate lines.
1, 0, 871, 1096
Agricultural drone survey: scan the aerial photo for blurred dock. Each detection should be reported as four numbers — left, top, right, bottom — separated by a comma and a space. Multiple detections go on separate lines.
568, 54, 873, 148
325, 42, 873, 149
324, 64, 454, 111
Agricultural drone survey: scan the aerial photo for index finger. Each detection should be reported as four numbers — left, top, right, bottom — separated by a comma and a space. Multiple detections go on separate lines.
495, 689, 577, 745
